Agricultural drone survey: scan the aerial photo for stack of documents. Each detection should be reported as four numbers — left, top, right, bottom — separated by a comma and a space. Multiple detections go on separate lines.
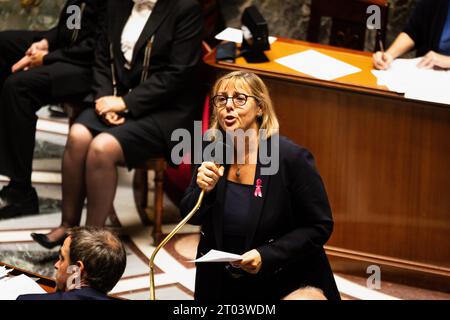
372, 58, 450, 105
0, 274, 47, 300
0, 266, 13, 279
215, 27, 277, 45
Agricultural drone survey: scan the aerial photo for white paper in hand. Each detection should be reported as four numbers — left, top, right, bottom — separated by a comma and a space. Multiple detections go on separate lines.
275, 49, 361, 81
191, 249, 242, 263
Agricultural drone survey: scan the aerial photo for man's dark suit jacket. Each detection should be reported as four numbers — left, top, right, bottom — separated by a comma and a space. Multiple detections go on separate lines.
180, 135, 341, 301
17, 287, 114, 300
41, 0, 104, 66
36, 0, 105, 97
92, 0, 204, 159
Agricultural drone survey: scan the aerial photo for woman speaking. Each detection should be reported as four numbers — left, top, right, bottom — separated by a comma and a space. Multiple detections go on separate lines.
180, 71, 340, 301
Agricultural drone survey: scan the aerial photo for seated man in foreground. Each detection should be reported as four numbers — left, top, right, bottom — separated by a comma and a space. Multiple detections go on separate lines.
18, 226, 126, 300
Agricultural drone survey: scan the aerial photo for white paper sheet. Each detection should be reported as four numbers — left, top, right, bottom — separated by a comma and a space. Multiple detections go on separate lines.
0, 266, 13, 279
372, 57, 450, 105
215, 27, 277, 44
275, 49, 361, 80
0, 274, 47, 300
404, 82, 450, 105
191, 249, 242, 263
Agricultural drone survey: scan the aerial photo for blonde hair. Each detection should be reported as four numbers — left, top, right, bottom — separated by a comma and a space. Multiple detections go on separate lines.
209, 71, 279, 139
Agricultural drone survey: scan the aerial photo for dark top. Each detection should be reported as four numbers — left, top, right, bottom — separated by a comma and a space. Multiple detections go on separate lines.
17, 287, 114, 300
31, 0, 105, 97
403, 0, 450, 56
439, 5, 450, 54
180, 135, 340, 301
41, 0, 105, 67
222, 180, 253, 254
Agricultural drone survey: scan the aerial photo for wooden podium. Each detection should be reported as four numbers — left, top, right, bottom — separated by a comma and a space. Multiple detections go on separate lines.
204, 38, 450, 291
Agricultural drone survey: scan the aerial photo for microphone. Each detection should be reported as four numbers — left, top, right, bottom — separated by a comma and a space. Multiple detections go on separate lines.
149, 141, 229, 300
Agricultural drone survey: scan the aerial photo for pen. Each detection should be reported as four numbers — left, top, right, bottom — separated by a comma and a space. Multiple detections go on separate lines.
377, 30, 385, 53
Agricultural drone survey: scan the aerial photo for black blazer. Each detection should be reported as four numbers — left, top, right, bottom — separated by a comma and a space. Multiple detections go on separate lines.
180, 135, 341, 301
17, 287, 114, 300
403, 0, 450, 56
92, 0, 204, 149
38, 0, 105, 97
42, 0, 105, 66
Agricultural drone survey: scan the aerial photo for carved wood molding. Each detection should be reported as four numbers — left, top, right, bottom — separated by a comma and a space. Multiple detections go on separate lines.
325, 245, 450, 278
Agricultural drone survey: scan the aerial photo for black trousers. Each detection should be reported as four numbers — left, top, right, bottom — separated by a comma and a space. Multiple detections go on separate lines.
0, 30, 92, 184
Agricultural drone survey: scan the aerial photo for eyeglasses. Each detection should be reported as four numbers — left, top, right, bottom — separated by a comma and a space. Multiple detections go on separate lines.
211, 93, 258, 108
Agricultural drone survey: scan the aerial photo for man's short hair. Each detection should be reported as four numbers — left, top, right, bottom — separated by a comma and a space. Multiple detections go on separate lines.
283, 286, 327, 300
68, 227, 126, 293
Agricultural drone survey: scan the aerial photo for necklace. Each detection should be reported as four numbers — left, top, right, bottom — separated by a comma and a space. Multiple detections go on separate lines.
235, 151, 253, 178
236, 156, 249, 178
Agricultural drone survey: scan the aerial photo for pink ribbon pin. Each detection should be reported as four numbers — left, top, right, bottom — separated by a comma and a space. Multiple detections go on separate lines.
254, 178, 262, 197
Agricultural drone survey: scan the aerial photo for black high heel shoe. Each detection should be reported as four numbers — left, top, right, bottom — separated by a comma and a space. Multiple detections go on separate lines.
31, 232, 67, 249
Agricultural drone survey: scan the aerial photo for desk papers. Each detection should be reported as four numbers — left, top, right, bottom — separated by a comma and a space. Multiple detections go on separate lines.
191, 249, 242, 263
0, 274, 46, 300
372, 58, 450, 105
0, 266, 13, 279
275, 49, 362, 81
215, 27, 277, 45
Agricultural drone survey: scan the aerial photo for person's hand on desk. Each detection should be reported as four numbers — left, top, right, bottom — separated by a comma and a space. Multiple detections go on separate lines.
372, 51, 394, 70
197, 161, 224, 193
95, 96, 127, 116
230, 249, 262, 274
417, 51, 450, 69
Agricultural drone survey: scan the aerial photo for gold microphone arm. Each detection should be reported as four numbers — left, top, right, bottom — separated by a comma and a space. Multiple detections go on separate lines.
149, 189, 205, 300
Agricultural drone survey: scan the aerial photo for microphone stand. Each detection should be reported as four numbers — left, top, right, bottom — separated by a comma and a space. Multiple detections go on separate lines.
149, 189, 205, 300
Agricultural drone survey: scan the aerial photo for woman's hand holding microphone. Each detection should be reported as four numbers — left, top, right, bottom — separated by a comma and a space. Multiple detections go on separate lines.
196, 161, 224, 192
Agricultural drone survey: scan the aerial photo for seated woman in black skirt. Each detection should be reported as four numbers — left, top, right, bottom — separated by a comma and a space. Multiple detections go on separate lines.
32, 0, 203, 248
180, 71, 341, 301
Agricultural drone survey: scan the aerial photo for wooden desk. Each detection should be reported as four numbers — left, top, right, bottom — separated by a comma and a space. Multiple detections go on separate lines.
0, 261, 55, 293
204, 39, 450, 291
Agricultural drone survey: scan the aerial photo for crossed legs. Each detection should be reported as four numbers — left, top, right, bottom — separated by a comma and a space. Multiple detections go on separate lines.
46, 124, 125, 241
